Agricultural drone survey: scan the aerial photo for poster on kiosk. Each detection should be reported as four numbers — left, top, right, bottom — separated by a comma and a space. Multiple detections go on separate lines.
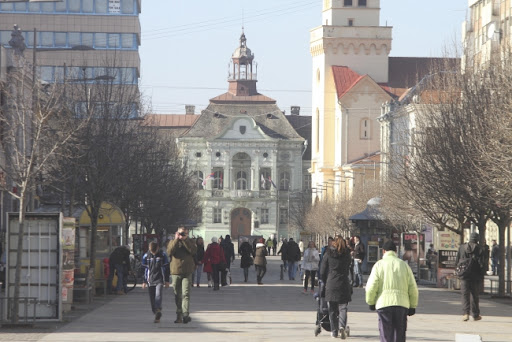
437, 230, 460, 288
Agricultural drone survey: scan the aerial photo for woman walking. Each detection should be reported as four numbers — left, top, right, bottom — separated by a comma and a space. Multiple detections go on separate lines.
239, 237, 254, 282
192, 237, 205, 287
203, 237, 226, 291
254, 238, 267, 285
302, 241, 320, 294
320, 236, 352, 339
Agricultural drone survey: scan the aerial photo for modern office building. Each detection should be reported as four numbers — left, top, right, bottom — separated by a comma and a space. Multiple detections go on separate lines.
0, 0, 140, 106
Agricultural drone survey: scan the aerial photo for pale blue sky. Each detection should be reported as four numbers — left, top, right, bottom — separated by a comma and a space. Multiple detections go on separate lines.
140, 1, 467, 115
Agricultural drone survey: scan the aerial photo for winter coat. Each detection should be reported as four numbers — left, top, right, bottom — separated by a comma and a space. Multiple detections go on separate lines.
254, 243, 267, 266
302, 248, 320, 271
167, 238, 197, 276
239, 241, 254, 268
220, 237, 235, 262
203, 242, 226, 267
365, 250, 419, 310
320, 246, 352, 303
109, 246, 130, 268
195, 243, 205, 266
277, 242, 288, 260
142, 250, 170, 286
455, 242, 486, 279
286, 241, 301, 262
353, 242, 365, 261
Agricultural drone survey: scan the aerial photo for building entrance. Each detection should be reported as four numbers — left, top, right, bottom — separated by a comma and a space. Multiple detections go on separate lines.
230, 208, 252, 239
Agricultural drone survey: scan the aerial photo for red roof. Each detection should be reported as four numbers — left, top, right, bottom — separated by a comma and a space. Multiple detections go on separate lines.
144, 114, 199, 127
332, 66, 365, 98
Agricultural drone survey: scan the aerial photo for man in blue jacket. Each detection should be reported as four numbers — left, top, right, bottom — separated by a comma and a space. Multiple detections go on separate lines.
366, 240, 418, 342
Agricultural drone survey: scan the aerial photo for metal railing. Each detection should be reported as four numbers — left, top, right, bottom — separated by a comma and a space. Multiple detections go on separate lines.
0, 296, 38, 323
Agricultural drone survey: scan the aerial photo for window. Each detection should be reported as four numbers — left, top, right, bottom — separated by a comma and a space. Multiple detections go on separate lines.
260, 169, 271, 190
348, 19, 354, 26
69, 32, 81, 46
108, 33, 120, 48
236, 171, 247, 190
195, 171, 203, 189
121, 33, 134, 48
196, 209, 203, 224
55, 32, 67, 47
121, 0, 135, 14
344, 0, 353, 6
280, 209, 288, 224
95, 0, 108, 13
304, 174, 312, 189
95, 33, 107, 48
213, 208, 222, 223
69, 0, 81, 12
358, 0, 367, 7
279, 171, 290, 191
261, 209, 269, 224
55, 1, 67, 12
213, 170, 224, 189
360, 118, 370, 139
28, 3, 40, 12
40, 32, 53, 47
82, 0, 94, 13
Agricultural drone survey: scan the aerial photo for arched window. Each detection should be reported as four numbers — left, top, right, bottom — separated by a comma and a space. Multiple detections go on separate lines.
213, 169, 224, 189
360, 118, 370, 139
236, 171, 247, 190
279, 171, 290, 191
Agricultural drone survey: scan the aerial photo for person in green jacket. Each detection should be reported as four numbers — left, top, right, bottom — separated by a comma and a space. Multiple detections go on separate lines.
167, 226, 197, 324
365, 240, 418, 342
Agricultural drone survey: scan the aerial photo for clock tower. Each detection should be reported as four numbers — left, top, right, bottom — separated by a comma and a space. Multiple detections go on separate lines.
310, 0, 392, 197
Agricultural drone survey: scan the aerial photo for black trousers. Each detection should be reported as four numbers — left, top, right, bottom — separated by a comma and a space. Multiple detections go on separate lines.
461, 278, 480, 317
377, 306, 408, 342
304, 270, 317, 290
212, 263, 220, 289
255, 265, 266, 283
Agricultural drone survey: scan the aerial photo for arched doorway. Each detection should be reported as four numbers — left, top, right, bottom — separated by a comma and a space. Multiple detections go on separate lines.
230, 208, 252, 239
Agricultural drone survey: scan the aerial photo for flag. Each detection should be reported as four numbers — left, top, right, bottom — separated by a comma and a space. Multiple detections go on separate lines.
202, 172, 215, 187
260, 174, 266, 189
268, 176, 277, 189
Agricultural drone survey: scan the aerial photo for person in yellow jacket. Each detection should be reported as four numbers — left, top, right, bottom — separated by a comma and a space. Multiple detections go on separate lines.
365, 240, 418, 342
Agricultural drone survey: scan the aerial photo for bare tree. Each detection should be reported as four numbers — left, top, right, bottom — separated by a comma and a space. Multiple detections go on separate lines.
0, 55, 87, 323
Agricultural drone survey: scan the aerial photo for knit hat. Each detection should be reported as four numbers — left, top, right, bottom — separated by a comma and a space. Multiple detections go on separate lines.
470, 232, 479, 242
211, 236, 218, 243
382, 240, 396, 252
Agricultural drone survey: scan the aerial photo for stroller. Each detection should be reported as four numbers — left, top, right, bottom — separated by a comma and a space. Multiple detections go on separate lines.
313, 280, 350, 337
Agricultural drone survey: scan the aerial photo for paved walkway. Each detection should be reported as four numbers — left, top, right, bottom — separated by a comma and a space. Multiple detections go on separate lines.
1, 256, 511, 342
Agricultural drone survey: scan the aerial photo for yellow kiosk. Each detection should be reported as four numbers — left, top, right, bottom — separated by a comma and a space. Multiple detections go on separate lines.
76, 202, 126, 284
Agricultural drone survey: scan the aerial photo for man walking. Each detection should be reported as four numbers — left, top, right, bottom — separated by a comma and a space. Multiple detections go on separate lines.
366, 240, 418, 342
456, 232, 485, 321
167, 226, 197, 324
286, 238, 301, 280
352, 236, 365, 288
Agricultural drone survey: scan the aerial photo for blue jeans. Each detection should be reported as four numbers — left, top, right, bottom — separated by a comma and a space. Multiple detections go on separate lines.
288, 261, 297, 279
354, 261, 363, 286
148, 284, 163, 314
193, 264, 203, 285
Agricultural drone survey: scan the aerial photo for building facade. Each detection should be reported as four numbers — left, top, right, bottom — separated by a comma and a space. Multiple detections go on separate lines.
462, 0, 512, 69
176, 32, 306, 243
0, 0, 140, 114
309, 0, 393, 200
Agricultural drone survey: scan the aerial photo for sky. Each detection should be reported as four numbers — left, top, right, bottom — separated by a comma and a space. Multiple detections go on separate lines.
139, 1, 468, 116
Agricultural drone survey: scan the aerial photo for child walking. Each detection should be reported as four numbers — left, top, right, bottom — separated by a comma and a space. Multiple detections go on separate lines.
142, 241, 170, 323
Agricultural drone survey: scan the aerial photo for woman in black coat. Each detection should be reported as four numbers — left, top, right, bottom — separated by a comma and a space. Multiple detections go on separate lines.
320, 235, 352, 339
239, 237, 254, 282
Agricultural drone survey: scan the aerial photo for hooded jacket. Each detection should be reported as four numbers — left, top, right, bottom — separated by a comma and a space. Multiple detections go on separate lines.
365, 250, 418, 310
142, 250, 170, 286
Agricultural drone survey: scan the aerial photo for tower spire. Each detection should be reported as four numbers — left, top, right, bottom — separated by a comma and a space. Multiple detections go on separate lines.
228, 30, 258, 96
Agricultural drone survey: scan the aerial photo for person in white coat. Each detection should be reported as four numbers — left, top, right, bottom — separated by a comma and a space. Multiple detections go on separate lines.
302, 241, 320, 294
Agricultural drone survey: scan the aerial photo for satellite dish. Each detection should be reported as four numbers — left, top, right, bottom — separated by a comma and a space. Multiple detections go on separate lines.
488, 22, 497, 40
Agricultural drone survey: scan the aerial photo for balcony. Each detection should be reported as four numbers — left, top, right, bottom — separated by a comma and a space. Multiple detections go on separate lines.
230, 190, 254, 198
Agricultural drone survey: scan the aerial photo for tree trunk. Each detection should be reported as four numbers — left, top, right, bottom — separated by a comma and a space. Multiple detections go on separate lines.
11, 194, 25, 323
498, 224, 506, 297
88, 206, 99, 292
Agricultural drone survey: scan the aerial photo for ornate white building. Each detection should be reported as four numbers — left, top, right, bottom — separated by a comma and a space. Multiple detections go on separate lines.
177, 32, 306, 242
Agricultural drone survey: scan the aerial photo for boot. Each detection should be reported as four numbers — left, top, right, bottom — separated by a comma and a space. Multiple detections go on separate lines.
174, 313, 183, 323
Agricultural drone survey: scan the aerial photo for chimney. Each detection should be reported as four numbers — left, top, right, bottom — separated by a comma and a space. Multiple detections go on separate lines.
185, 105, 195, 115
290, 106, 300, 115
